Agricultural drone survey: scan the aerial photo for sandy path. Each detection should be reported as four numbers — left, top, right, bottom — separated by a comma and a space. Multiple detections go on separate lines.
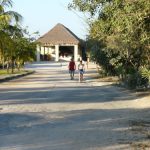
0, 62, 150, 150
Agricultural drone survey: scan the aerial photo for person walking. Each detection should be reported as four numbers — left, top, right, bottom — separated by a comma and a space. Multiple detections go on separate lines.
68, 58, 76, 80
78, 60, 85, 82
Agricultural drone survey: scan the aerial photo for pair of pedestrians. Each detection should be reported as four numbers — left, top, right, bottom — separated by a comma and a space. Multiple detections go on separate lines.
68, 58, 85, 82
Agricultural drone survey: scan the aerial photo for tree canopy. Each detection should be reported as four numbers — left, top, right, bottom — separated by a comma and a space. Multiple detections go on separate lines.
69, 0, 150, 88
0, 0, 37, 73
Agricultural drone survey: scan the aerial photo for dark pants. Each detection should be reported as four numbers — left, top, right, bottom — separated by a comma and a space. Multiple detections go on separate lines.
69, 70, 75, 79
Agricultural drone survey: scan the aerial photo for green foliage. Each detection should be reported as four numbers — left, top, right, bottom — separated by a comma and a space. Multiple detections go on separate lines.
125, 72, 149, 89
0, 0, 22, 29
140, 67, 150, 80
90, 40, 117, 76
69, 0, 150, 89
0, 0, 37, 73
15, 36, 37, 63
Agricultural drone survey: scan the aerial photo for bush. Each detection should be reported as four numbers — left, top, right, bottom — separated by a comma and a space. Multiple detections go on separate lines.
125, 72, 149, 89
98, 68, 108, 77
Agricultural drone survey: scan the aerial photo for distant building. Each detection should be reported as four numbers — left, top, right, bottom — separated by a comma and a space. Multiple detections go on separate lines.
36, 23, 83, 62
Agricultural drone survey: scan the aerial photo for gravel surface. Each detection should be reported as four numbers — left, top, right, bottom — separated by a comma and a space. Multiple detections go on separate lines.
0, 62, 150, 150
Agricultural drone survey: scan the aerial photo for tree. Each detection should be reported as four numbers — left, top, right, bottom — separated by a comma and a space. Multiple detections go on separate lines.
0, 0, 22, 28
0, 0, 37, 74
69, 0, 150, 88
14, 35, 37, 70
0, 0, 22, 69
3, 25, 37, 73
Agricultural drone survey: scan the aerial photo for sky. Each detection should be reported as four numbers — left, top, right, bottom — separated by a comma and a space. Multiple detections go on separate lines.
12, 0, 88, 39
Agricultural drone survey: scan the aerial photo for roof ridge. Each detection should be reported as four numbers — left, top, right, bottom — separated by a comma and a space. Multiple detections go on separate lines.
37, 23, 80, 45
59, 24, 79, 41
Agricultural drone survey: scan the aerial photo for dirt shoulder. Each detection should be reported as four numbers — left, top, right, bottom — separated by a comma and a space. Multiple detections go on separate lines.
0, 70, 35, 82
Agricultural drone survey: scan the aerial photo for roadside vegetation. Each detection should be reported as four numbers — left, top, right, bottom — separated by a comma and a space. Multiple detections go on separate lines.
0, 0, 38, 74
0, 69, 30, 75
69, 0, 150, 89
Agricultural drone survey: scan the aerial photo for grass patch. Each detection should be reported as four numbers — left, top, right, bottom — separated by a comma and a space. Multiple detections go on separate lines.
0, 69, 27, 75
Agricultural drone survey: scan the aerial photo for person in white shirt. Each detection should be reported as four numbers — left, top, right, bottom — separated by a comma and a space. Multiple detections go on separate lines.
78, 60, 85, 82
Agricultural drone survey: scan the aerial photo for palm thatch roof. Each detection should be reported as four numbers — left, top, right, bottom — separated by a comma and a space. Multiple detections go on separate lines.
37, 23, 80, 46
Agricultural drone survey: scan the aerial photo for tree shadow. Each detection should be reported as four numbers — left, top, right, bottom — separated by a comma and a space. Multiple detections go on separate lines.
0, 108, 149, 149
0, 84, 137, 105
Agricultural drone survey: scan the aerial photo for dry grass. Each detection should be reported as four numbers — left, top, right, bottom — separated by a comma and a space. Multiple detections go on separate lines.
129, 120, 150, 150
131, 142, 150, 150
98, 76, 120, 82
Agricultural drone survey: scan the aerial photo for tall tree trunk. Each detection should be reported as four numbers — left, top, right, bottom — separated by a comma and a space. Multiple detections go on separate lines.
11, 57, 14, 74
0, 41, 5, 69
136, 47, 143, 72
7, 60, 9, 73
2, 56, 5, 69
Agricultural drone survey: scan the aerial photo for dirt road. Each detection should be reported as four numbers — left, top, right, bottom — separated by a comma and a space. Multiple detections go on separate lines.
0, 62, 150, 150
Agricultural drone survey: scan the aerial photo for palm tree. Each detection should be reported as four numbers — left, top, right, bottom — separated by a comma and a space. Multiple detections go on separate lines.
0, 0, 22, 69
0, 0, 22, 28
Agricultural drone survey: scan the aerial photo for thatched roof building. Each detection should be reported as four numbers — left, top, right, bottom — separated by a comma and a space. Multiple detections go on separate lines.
37, 23, 80, 46
36, 23, 82, 61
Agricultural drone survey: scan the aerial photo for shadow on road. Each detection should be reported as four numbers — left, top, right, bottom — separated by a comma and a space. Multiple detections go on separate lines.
0, 108, 149, 150
0, 85, 137, 105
